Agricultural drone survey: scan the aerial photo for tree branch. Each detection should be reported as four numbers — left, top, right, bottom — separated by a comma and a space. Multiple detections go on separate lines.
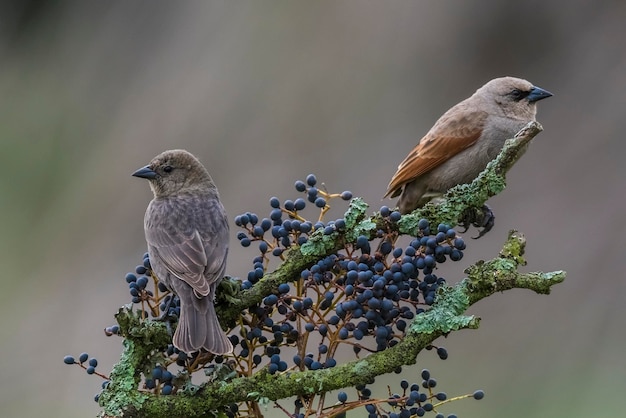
102, 230, 564, 417
98, 122, 564, 418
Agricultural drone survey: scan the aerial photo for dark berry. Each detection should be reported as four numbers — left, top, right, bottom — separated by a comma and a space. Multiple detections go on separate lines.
437, 347, 448, 360
337, 391, 348, 403
294, 198, 306, 211
450, 249, 463, 261
307, 188, 318, 203
338, 328, 349, 339
261, 218, 272, 231
295, 180, 307, 192
473, 390, 485, 400
270, 209, 282, 222
264, 294, 278, 306
284, 200, 295, 211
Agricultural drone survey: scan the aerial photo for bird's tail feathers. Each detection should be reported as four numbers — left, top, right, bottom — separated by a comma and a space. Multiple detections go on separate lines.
173, 291, 233, 355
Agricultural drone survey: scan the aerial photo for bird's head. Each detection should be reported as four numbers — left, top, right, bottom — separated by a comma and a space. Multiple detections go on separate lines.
132, 149, 215, 197
478, 76, 552, 120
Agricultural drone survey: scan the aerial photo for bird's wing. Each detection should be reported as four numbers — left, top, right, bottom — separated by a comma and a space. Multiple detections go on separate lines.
145, 198, 229, 296
384, 109, 488, 198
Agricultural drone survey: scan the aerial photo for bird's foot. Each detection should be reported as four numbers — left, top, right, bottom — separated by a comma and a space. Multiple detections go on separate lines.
460, 205, 495, 239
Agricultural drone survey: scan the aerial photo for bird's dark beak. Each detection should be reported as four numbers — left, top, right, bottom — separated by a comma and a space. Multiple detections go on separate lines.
132, 165, 157, 179
527, 86, 553, 102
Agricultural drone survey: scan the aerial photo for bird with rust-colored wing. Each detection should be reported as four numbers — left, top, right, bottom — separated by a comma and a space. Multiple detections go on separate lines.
133, 149, 233, 354
385, 77, 552, 232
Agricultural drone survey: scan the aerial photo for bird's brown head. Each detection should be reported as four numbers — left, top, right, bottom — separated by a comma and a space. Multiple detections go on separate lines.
476, 76, 552, 121
132, 149, 215, 197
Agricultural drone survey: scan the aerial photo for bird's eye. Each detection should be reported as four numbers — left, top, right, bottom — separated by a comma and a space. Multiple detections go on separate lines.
509, 88, 529, 101
163, 165, 173, 173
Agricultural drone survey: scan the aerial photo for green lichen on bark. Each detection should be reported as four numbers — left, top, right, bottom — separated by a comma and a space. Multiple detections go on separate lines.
99, 306, 169, 416
463, 230, 565, 304
410, 284, 476, 335
342, 197, 377, 241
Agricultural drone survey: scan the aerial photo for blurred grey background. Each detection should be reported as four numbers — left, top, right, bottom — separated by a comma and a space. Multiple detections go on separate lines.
1, 1, 624, 417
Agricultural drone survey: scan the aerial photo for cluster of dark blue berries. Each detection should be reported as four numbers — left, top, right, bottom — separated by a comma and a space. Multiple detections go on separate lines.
227, 174, 474, 416
144, 364, 176, 395
236, 217, 465, 361
121, 252, 181, 322
235, 174, 352, 269
65, 173, 482, 418
63, 352, 108, 382
335, 369, 483, 418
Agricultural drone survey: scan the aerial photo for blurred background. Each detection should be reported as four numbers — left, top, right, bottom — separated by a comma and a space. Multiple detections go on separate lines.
1, 1, 624, 417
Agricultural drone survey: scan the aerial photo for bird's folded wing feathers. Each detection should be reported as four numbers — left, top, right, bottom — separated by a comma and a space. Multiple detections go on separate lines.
384, 109, 487, 198
145, 196, 230, 296
146, 227, 215, 296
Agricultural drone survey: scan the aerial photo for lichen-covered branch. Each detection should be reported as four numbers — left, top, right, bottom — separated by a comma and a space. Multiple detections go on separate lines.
98, 122, 565, 418
101, 229, 564, 418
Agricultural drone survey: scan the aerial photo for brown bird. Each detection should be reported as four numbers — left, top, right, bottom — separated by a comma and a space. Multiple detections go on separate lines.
133, 149, 233, 354
385, 77, 552, 218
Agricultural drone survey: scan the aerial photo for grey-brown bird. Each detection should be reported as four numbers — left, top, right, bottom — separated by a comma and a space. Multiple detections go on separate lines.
133, 149, 233, 354
385, 76, 552, 216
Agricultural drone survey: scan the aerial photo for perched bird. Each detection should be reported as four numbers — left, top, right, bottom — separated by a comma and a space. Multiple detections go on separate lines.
133, 149, 233, 354
384, 76, 552, 216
